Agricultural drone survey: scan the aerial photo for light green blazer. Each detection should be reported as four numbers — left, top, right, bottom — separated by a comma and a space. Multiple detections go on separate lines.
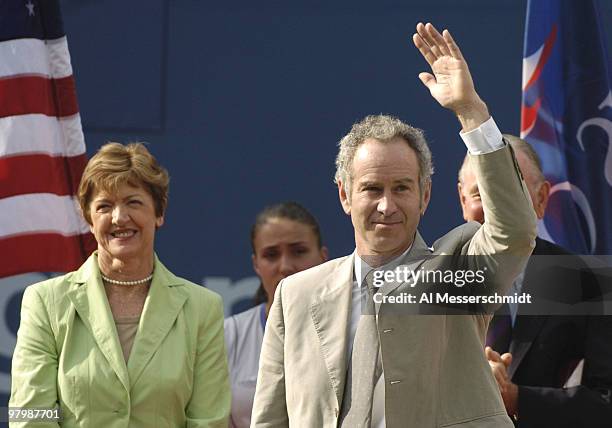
9, 253, 230, 427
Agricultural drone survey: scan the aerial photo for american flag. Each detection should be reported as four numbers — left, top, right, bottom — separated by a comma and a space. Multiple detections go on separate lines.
0, 0, 95, 278
521, 0, 612, 255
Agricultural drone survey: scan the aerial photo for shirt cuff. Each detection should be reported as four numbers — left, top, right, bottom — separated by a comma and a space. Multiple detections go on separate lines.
459, 116, 505, 155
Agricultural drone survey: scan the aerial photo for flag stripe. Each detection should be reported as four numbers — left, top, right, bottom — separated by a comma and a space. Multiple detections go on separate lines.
523, 25, 557, 91
0, 194, 90, 237
0, 153, 87, 198
0, 74, 79, 118
0, 39, 50, 78
0, 38, 73, 79
0, 233, 94, 279
46, 37, 74, 79
0, 114, 85, 157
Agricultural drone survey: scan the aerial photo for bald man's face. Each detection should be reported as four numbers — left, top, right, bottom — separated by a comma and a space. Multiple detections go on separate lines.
458, 151, 551, 224
458, 164, 484, 223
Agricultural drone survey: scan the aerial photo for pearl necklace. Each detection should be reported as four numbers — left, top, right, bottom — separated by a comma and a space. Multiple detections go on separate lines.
101, 273, 153, 286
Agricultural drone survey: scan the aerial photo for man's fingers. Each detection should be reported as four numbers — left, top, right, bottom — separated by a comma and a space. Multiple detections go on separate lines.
413, 32, 436, 67
490, 361, 509, 381
489, 361, 508, 388
501, 353, 513, 368
417, 72, 436, 89
443, 29, 465, 60
415, 22, 429, 43
426, 23, 451, 57
415, 23, 437, 57
485, 346, 502, 362
414, 23, 463, 68
417, 22, 436, 47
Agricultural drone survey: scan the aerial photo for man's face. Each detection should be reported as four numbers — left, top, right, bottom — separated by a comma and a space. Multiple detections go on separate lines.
457, 164, 484, 223
458, 150, 550, 223
339, 138, 430, 259
514, 150, 550, 219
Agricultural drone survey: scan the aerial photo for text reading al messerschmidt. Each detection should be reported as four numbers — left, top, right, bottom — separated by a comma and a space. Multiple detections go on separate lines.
373, 292, 532, 305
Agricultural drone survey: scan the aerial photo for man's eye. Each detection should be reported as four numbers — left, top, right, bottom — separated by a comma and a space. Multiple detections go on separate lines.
96, 204, 110, 212
129, 200, 142, 206
395, 185, 408, 192
363, 186, 381, 192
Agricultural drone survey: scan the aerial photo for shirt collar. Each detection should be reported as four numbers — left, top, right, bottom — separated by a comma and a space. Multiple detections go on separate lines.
354, 243, 412, 289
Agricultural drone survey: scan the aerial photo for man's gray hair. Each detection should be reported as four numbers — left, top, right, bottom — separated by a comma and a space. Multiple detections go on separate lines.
334, 114, 434, 196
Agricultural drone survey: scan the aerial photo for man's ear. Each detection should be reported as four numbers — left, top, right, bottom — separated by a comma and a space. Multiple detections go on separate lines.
338, 181, 351, 215
534, 180, 551, 219
156, 215, 165, 228
420, 180, 432, 216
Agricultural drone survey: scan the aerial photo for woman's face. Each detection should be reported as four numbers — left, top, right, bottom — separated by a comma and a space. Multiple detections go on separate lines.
89, 182, 164, 262
252, 217, 328, 302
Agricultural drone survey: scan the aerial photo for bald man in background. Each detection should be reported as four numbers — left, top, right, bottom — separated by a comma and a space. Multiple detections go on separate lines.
458, 135, 612, 428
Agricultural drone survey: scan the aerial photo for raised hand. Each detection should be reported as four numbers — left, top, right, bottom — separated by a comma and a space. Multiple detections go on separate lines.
413, 22, 489, 131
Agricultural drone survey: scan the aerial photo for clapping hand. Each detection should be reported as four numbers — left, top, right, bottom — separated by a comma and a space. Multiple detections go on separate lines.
485, 346, 519, 417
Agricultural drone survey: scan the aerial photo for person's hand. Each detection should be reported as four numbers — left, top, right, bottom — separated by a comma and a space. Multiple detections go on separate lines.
412, 22, 489, 132
485, 346, 518, 417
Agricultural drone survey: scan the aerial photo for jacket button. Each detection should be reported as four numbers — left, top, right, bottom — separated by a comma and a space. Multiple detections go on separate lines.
390, 380, 401, 385
383, 328, 394, 333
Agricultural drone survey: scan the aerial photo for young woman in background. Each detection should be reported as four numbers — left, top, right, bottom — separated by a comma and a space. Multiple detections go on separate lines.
224, 201, 328, 428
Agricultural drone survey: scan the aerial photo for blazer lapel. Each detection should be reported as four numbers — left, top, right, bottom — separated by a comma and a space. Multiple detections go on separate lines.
508, 240, 547, 377
127, 257, 187, 388
66, 254, 130, 392
508, 315, 546, 377
310, 255, 353, 409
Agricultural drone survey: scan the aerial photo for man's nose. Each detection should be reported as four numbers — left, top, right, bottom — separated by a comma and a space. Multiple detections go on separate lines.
377, 193, 398, 216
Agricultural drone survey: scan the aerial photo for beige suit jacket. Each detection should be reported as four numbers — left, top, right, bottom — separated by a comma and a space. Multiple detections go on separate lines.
251, 145, 537, 428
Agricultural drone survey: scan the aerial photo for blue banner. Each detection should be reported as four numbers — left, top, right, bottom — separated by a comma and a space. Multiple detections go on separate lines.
521, 0, 612, 254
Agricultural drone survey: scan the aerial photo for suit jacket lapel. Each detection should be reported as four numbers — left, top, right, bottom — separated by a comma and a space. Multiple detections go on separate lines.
508, 315, 546, 377
66, 254, 130, 392
310, 255, 353, 409
508, 239, 547, 377
127, 256, 187, 388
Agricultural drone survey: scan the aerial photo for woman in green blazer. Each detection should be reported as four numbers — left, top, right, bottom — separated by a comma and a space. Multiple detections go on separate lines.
9, 143, 230, 427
